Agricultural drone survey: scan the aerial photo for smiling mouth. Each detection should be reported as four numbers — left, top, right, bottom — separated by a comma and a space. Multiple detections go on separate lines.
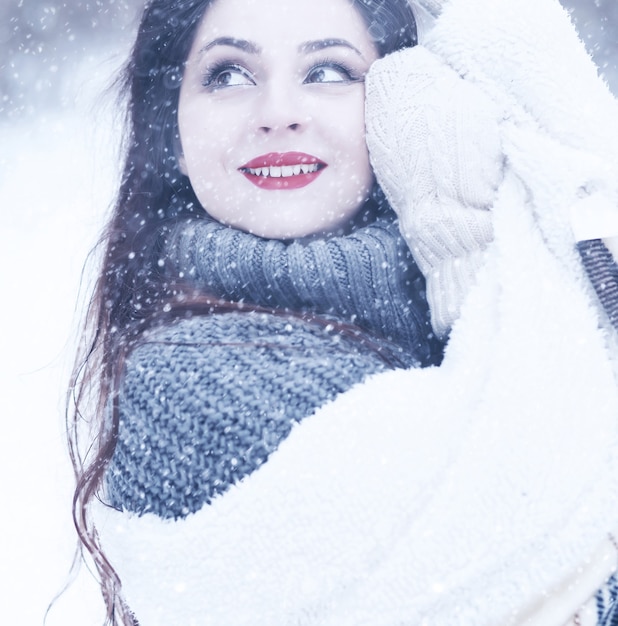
239, 152, 327, 190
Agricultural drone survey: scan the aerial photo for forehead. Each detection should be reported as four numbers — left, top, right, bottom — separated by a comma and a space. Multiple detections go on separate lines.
192, 0, 376, 56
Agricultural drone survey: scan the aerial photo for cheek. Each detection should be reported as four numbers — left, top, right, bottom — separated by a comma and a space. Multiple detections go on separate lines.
324, 93, 370, 159
330, 102, 373, 188
178, 101, 236, 175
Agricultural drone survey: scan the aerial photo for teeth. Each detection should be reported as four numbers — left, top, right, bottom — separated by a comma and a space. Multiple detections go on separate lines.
245, 163, 320, 177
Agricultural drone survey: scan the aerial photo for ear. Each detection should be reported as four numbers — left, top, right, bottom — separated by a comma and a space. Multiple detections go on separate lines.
174, 133, 188, 176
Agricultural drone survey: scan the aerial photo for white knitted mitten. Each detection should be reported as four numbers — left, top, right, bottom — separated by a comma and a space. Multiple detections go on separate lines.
368, 0, 618, 335
366, 47, 504, 337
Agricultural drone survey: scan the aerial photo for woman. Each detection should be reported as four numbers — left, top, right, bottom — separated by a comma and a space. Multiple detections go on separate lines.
71, 0, 440, 623
70, 0, 618, 623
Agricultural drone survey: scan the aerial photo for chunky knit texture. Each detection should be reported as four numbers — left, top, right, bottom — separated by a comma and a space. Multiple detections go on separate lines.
366, 47, 500, 338
106, 313, 389, 519
107, 215, 441, 519
167, 213, 441, 366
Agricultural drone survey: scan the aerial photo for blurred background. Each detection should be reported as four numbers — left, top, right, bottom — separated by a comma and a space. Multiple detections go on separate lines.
0, 1, 616, 624
1, 0, 138, 120
2, 0, 617, 121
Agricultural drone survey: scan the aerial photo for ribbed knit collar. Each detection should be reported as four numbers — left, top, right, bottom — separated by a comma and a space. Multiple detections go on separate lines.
166, 210, 442, 367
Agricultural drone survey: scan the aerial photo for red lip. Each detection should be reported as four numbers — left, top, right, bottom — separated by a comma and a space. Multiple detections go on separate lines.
239, 151, 327, 190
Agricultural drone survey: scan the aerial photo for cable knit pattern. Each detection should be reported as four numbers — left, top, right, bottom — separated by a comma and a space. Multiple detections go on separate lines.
166, 214, 441, 365
366, 47, 500, 337
106, 313, 388, 519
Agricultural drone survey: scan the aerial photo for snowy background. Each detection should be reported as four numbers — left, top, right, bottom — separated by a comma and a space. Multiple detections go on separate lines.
0, 1, 616, 624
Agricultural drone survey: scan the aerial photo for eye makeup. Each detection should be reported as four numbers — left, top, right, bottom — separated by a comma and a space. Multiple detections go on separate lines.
303, 58, 365, 84
200, 60, 255, 90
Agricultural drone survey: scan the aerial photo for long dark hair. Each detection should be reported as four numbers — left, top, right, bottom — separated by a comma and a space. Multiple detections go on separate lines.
68, 0, 418, 623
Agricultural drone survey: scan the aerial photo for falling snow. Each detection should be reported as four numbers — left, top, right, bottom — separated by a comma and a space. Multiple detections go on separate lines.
0, 1, 616, 624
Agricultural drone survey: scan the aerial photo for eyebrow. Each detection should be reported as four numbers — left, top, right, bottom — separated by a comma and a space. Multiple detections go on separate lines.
199, 37, 261, 55
299, 39, 365, 59
198, 37, 364, 59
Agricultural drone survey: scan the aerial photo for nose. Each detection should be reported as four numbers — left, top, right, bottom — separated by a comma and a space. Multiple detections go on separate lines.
255, 82, 308, 134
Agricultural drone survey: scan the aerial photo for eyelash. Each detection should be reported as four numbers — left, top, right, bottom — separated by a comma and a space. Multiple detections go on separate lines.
304, 58, 362, 84
201, 60, 254, 90
200, 57, 363, 90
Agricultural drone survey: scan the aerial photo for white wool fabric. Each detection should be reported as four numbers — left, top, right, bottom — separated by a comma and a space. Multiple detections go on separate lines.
366, 47, 501, 337
369, 0, 618, 336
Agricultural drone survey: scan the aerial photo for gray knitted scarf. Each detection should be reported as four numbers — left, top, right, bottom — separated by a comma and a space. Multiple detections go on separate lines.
167, 212, 441, 366
106, 212, 442, 519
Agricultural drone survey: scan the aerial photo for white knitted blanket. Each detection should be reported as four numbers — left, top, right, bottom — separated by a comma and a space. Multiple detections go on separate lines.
93, 1, 618, 623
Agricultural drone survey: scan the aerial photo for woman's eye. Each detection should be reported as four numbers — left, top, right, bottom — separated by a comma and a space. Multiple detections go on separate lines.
203, 65, 254, 89
304, 64, 354, 84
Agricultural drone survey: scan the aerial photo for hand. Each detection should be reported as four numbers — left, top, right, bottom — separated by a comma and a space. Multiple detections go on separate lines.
367, 0, 618, 335
366, 46, 504, 337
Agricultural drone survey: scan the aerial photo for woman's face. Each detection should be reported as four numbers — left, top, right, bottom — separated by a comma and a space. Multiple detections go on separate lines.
177, 0, 379, 239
